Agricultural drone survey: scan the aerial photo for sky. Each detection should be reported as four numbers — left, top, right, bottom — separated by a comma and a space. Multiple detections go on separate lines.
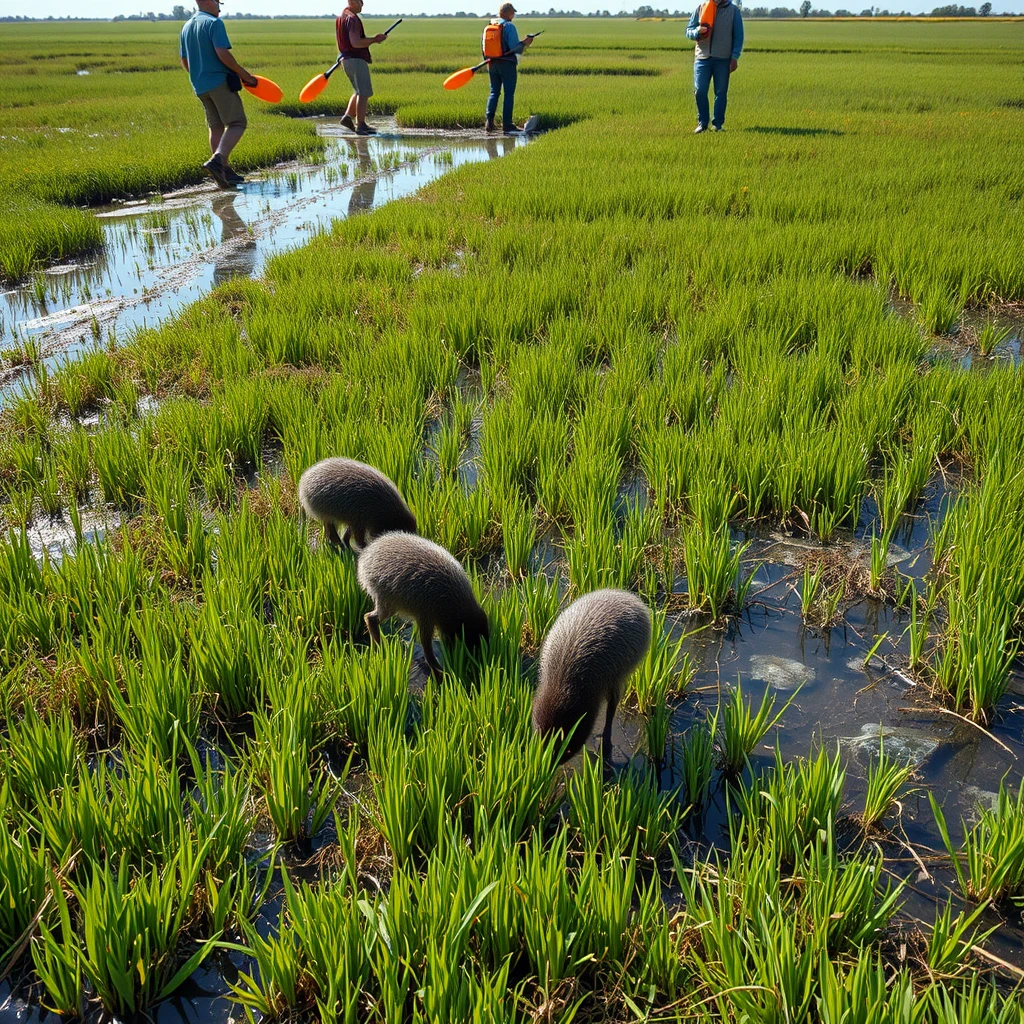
3, 0, 1015, 19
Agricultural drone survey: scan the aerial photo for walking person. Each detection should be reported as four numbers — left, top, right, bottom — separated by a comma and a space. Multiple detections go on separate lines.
483, 3, 533, 135
179, 0, 258, 186
337, 0, 387, 135
686, 0, 744, 134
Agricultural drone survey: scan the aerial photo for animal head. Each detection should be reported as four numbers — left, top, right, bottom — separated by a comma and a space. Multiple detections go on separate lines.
445, 603, 490, 652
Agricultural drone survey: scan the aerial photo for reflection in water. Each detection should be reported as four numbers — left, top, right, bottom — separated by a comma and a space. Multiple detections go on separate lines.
484, 136, 518, 160
346, 137, 377, 216
0, 123, 533, 392
210, 192, 257, 287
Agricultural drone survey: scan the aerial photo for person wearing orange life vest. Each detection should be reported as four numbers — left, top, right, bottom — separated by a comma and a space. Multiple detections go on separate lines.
337, 0, 388, 136
686, 0, 744, 134
483, 3, 533, 135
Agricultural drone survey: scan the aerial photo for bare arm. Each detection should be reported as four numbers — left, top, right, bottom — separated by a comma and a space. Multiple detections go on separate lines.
180, 56, 189, 71
214, 46, 257, 87
349, 24, 387, 47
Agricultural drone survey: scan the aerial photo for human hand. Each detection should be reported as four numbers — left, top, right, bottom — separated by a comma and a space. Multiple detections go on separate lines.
244, 73, 258, 87
698, 24, 709, 35
524, 35, 534, 45
729, 58, 738, 72
374, 33, 387, 43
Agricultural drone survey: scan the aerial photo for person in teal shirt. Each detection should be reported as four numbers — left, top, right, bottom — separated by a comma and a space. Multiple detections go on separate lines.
180, 0, 258, 186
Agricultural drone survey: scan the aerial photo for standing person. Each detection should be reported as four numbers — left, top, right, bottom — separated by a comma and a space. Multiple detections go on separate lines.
337, 0, 387, 136
686, 0, 744, 134
179, 0, 258, 186
483, 3, 533, 135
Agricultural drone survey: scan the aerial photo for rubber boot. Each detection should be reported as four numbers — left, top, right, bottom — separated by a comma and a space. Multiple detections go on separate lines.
485, 118, 497, 133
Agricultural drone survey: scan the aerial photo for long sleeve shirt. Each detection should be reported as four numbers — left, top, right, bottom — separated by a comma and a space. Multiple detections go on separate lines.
686, 1, 744, 61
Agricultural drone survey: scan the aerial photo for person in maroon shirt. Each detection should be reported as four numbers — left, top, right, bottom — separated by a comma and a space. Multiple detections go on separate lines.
337, 0, 387, 135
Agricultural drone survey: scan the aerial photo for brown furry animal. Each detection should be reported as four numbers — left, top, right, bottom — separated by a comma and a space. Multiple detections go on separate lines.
532, 589, 652, 765
298, 457, 416, 550
356, 533, 489, 676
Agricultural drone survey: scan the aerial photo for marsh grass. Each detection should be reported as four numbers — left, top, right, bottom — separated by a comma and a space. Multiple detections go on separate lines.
716, 680, 797, 777
3, 16, 1024, 1022
859, 738, 914, 832
932, 781, 1024, 906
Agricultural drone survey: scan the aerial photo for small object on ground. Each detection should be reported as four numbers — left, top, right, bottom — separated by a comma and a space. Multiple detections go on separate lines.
355, 123, 378, 135
522, 113, 541, 133
339, 113, 356, 131
532, 589, 652, 767
202, 154, 232, 187
694, 123, 708, 134
298, 457, 416, 550
357, 533, 489, 677
243, 75, 283, 103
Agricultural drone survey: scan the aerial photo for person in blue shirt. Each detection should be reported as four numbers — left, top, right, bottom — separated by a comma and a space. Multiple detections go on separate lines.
685, 0, 744, 133
484, 3, 533, 135
180, 0, 258, 186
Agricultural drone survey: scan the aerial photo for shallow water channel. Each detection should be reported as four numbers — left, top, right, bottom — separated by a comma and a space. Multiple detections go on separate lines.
0, 120, 528, 396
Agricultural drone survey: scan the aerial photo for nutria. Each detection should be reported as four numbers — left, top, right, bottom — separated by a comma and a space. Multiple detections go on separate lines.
298, 457, 416, 550
356, 533, 489, 676
532, 589, 652, 765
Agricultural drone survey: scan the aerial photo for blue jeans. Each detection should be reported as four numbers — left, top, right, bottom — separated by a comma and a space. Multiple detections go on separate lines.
486, 59, 517, 127
694, 57, 731, 129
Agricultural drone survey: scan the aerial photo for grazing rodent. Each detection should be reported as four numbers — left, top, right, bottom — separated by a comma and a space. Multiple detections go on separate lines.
298, 457, 416, 551
356, 533, 489, 676
532, 589, 652, 765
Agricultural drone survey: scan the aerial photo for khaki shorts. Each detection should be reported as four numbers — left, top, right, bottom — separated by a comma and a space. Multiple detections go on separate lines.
199, 81, 247, 131
343, 58, 373, 98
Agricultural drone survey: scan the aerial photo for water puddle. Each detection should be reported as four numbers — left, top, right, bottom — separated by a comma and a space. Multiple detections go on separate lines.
0, 120, 530, 396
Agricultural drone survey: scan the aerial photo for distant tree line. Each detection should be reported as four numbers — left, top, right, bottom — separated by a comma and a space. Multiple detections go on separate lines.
0, 1, 1011, 20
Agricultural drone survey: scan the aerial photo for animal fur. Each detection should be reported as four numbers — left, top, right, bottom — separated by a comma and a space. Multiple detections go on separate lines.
356, 533, 489, 676
298, 457, 416, 550
532, 589, 652, 765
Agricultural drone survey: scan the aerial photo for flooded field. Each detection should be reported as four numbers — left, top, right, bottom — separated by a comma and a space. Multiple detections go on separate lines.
0, 121, 527, 396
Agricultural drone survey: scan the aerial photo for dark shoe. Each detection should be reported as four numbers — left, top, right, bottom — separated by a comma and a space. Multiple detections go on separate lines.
503, 124, 522, 135
203, 154, 231, 187
339, 114, 356, 132
712, 125, 725, 132
223, 166, 245, 184
485, 119, 497, 133
694, 123, 708, 134
355, 122, 377, 136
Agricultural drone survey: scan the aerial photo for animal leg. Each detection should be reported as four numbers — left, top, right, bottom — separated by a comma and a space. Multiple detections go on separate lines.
601, 690, 619, 771
326, 522, 343, 547
418, 621, 443, 677
365, 609, 382, 645
350, 526, 367, 552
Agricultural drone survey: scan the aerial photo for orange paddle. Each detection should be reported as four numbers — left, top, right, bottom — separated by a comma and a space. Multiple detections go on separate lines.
443, 31, 542, 91
300, 56, 342, 104
244, 75, 283, 103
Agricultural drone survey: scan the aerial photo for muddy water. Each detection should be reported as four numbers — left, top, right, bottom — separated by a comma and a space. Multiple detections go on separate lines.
0, 120, 528, 396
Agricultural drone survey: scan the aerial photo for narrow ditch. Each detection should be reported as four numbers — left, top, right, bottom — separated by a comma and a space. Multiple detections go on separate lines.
0, 119, 531, 399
